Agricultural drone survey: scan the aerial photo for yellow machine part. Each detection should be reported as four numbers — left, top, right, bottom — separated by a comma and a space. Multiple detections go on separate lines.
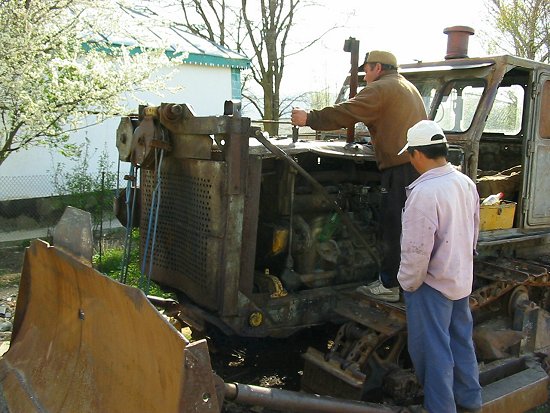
0, 239, 219, 413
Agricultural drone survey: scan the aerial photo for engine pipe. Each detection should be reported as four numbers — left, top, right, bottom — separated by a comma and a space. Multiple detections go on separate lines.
344, 37, 360, 143
224, 382, 406, 413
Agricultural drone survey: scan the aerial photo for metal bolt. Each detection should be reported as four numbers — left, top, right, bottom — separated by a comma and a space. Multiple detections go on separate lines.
170, 104, 183, 116
249, 311, 263, 327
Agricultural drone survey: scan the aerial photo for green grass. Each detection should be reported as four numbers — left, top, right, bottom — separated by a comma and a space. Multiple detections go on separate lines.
93, 230, 172, 298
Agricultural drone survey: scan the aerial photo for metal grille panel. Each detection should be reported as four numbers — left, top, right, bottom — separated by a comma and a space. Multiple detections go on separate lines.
141, 158, 226, 309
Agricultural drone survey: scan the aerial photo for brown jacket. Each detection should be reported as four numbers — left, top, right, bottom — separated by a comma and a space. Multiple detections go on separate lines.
306, 72, 427, 170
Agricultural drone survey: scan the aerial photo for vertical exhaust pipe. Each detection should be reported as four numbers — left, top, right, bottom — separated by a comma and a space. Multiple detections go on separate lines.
444, 26, 475, 59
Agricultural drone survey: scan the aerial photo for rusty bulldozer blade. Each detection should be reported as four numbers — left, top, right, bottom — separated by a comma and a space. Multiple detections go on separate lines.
0, 237, 221, 413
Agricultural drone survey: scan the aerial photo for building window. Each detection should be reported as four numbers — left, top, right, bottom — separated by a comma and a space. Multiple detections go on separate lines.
231, 68, 241, 99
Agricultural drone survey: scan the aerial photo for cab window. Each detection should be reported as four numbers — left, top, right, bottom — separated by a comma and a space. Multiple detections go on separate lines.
434, 80, 484, 132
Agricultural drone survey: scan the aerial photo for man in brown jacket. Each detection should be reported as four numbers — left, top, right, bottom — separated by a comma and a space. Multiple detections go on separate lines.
291, 50, 427, 301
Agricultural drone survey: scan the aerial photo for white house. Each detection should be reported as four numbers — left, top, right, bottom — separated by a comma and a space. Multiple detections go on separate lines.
0, 25, 250, 201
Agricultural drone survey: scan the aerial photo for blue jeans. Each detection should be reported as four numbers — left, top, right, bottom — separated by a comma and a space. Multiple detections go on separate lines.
404, 283, 482, 413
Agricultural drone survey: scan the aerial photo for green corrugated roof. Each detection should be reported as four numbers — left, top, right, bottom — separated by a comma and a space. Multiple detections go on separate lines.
96, 6, 251, 70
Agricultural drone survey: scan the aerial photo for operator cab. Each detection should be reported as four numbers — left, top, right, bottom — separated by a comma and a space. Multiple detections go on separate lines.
335, 55, 550, 235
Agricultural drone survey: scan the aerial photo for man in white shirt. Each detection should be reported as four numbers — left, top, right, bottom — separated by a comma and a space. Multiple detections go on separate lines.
397, 120, 482, 413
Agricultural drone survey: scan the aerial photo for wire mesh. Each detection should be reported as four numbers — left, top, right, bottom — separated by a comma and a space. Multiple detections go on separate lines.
0, 174, 122, 243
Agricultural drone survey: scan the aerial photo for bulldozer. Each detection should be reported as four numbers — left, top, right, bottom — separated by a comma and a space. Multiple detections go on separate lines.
1, 26, 550, 412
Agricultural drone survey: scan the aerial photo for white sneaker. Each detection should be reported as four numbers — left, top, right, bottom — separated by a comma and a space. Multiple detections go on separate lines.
357, 280, 400, 302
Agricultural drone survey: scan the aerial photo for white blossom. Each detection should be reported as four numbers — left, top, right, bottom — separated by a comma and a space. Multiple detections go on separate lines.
0, 0, 176, 166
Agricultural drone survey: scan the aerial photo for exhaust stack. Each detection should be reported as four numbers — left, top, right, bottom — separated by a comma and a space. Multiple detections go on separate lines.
444, 26, 475, 59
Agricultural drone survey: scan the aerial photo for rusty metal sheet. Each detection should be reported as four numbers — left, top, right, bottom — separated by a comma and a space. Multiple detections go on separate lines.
333, 294, 406, 336
0, 239, 219, 413
526, 75, 550, 227
52, 206, 93, 263
180, 340, 221, 413
480, 357, 548, 413
238, 156, 262, 296
473, 317, 525, 360
141, 157, 227, 312
302, 347, 365, 397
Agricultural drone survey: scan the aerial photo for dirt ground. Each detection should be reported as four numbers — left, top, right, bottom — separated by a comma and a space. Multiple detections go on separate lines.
0, 246, 24, 279
0, 245, 23, 358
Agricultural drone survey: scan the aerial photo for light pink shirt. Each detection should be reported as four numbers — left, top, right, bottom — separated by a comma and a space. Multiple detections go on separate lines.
397, 163, 480, 300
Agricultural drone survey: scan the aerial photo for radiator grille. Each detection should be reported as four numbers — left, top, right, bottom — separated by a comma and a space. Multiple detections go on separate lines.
141, 159, 226, 305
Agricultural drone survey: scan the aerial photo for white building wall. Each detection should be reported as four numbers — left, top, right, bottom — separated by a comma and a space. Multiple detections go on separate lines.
0, 64, 234, 200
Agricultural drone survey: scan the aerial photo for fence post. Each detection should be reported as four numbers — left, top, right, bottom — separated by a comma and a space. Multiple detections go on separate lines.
98, 171, 105, 264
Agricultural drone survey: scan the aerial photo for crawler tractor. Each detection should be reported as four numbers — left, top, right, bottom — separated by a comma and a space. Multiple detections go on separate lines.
2, 27, 550, 412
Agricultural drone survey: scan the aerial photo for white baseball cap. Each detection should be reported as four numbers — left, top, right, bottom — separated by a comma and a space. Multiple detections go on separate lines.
398, 120, 447, 155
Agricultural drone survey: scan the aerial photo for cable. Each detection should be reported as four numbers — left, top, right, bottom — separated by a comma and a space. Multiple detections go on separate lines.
140, 141, 165, 294
145, 148, 164, 294
119, 164, 138, 284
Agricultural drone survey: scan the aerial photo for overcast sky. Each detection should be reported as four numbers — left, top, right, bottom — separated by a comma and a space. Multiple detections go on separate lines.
282, 0, 489, 98
142, 0, 492, 115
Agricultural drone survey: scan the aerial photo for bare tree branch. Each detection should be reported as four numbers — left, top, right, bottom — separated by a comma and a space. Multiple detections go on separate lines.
177, 0, 338, 134
485, 0, 549, 62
